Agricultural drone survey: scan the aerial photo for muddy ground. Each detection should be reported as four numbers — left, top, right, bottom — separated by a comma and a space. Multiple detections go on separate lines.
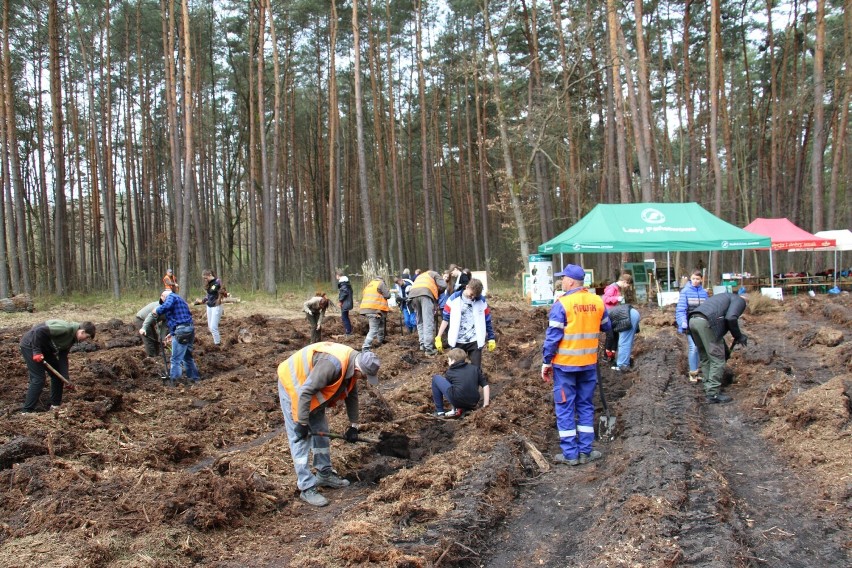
0, 293, 849, 567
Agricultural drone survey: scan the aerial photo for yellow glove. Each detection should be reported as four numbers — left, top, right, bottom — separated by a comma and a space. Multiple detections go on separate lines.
434, 336, 443, 352
487, 339, 496, 352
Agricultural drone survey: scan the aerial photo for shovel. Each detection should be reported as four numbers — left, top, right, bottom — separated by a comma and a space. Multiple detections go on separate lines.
596, 363, 616, 441
44, 361, 75, 391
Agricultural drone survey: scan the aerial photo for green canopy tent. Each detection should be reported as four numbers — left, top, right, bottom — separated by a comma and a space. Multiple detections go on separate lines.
538, 202, 771, 287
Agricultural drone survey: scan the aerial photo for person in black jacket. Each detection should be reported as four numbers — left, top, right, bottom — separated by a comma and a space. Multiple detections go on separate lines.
336, 270, 354, 337
431, 348, 490, 418
688, 292, 748, 404
20, 320, 96, 412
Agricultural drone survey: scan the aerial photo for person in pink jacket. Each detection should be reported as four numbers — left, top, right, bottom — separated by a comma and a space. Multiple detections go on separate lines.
602, 273, 639, 371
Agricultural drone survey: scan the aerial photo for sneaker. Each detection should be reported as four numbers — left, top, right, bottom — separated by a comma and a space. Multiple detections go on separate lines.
611, 365, 630, 372
50, 405, 61, 410
706, 393, 733, 404
688, 370, 702, 383
316, 470, 350, 489
552, 454, 580, 466
299, 487, 329, 507
423, 348, 438, 356
441, 408, 463, 419
579, 450, 602, 464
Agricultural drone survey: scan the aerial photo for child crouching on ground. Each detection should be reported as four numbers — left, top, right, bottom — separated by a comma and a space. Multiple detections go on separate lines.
431, 348, 490, 418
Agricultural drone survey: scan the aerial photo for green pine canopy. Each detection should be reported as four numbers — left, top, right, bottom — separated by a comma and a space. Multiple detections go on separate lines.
538, 203, 771, 254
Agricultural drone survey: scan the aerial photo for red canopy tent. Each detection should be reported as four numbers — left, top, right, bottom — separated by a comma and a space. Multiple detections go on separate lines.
742, 218, 836, 287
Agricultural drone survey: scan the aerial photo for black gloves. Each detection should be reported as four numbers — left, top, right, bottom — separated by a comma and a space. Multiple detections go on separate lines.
736, 334, 748, 347
344, 426, 359, 443
293, 422, 310, 441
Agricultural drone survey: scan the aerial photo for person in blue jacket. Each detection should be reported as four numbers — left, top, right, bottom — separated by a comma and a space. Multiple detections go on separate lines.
676, 270, 709, 382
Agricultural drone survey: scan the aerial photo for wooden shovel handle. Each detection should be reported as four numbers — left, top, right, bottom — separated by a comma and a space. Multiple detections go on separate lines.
43, 360, 74, 388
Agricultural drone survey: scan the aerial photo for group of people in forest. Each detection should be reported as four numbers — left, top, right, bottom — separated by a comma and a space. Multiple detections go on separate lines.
18, 259, 749, 509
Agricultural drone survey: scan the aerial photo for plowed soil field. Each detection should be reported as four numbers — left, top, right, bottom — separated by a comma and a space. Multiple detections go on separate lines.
0, 292, 849, 567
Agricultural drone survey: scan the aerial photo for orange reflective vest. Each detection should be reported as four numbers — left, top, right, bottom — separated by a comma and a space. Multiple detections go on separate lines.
163, 274, 178, 292
411, 272, 438, 299
277, 342, 356, 420
551, 290, 605, 367
359, 279, 389, 312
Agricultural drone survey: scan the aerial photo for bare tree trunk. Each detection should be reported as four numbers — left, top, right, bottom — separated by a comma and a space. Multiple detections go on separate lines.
482, 0, 530, 270
353, 0, 376, 262
179, 0, 194, 290
766, 0, 780, 217
2, 0, 30, 294
258, 0, 276, 293
162, 0, 184, 290
606, 0, 630, 203
811, 0, 826, 232
99, 0, 120, 298
828, 0, 850, 229
327, 0, 339, 279
385, 0, 404, 271
416, 0, 433, 266
266, 0, 282, 286
708, 0, 723, 278
473, 54, 491, 272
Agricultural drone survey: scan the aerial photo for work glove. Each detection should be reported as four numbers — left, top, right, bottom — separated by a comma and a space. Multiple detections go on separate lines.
541, 363, 553, 383
32, 353, 44, 363
487, 339, 496, 352
434, 336, 443, 353
344, 426, 359, 443
605, 350, 615, 361
293, 422, 310, 441
736, 334, 748, 347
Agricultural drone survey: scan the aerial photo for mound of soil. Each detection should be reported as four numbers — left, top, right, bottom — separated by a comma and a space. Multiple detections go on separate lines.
0, 294, 849, 566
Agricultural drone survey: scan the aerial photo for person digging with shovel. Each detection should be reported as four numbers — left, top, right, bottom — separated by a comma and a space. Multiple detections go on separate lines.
19, 320, 96, 413
541, 264, 611, 466
277, 342, 381, 507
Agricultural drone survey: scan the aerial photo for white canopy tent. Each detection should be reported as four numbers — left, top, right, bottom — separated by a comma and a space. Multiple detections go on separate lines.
808, 230, 852, 287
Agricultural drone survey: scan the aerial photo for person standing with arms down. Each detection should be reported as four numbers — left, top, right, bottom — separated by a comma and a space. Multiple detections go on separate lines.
676, 270, 709, 382
196, 269, 225, 346
688, 292, 748, 404
435, 278, 496, 368
142, 289, 201, 385
20, 320, 96, 413
408, 270, 447, 355
541, 264, 611, 466
359, 276, 391, 351
336, 270, 354, 337
303, 292, 330, 344
162, 268, 179, 293
277, 342, 381, 507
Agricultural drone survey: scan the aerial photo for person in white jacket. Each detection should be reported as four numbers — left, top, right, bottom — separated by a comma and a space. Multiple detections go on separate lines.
435, 279, 496, 367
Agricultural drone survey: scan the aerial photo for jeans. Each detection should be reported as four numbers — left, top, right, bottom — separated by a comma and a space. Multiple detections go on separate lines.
341, 310, 352, 334
431, 374, 455, 412
278, 381, 332, 491
616, 308, 641, 368
363, 312, 386, 350
207, 304, 223, 344
686, 334, 700, 372
553, 367, 597, 460
413, 296, 436, 349
170, 325, 200, 381
20, 345, 67, 411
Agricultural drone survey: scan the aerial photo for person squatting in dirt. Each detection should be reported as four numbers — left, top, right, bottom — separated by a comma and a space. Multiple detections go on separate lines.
602, 273, 640, 373
687, 292, 748, 404
431, 347, 490, 418
336, 270, 354, 337
435, 278, 496, 368
195, 269, 225, 346
142, 289, 201, 385
676, 270, 709, 382
359, 276, 391, 351
541, 264, 611, 466
162, 268, 179, 293
136, 301, 168, 357
19, 320, 96, 413
408, 270, 447, 355
303, 292, 330, 344
276, 343, 381, 507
